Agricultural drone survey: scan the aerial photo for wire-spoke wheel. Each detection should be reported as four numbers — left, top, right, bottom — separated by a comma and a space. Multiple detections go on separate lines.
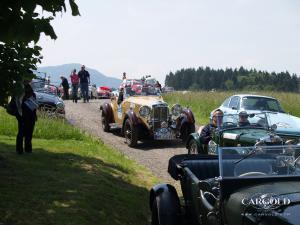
188, 139, 199, 154
124, 119, 138, 147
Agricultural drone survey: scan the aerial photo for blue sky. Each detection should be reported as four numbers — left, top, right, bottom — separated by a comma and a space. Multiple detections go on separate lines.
38, 0, 300, 84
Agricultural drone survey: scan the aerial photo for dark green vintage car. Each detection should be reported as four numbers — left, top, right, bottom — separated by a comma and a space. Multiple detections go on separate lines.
186, 113, 289, 154
150, 145, 300, 225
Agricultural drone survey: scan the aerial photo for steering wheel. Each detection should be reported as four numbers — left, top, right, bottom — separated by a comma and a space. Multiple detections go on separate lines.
239, 172, 267, 177
200, 190, 216, 211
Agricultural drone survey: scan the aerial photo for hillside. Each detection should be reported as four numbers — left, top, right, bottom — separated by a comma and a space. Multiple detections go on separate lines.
36, 63, 121, 88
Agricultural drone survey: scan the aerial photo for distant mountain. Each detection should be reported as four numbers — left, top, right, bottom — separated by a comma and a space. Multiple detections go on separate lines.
36, 63, 121, 88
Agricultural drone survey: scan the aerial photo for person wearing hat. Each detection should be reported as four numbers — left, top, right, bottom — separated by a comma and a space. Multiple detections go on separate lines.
238, 111, 250, 127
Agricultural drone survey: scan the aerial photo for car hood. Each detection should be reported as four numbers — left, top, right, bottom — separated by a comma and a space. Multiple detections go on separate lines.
126, 96, 166, 107
35, 92, 63, 105
267, 112, 300, 137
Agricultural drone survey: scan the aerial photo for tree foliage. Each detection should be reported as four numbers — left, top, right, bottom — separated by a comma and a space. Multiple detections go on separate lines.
165, 66, 299, 92
0, 0, 80, 105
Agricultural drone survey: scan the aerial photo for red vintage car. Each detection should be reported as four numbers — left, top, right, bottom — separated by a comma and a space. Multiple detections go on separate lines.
97, 86, 111, 99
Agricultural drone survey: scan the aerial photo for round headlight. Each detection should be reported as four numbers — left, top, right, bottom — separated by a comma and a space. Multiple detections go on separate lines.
56, 102, 64, 108
171, 104, 182, 117
139, 106, 151, 118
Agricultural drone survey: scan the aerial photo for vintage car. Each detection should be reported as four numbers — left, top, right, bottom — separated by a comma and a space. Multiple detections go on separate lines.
35, 91, 65, 115
119, 79, 142, 89
216, 94, 300, 143
100, 85, 195, 147
186, 112, 292, 154
31, 79, 65, 116
97, 86, 111, 99
150, 145, 300, 225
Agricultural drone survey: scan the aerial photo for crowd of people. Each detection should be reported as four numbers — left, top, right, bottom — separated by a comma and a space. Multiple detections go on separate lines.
60, 65, 91, 103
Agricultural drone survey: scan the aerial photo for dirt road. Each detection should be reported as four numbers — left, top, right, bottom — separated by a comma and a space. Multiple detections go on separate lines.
65, 99, 188, 187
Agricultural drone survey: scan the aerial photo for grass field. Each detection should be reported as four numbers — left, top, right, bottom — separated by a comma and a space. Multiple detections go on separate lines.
0, 108, 158, 225
163, 91, 300, 125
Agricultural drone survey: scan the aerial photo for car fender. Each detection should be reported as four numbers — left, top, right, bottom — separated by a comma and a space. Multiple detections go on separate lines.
149, 184, 181, 225
122, 109, 139, 131
100, 102, 114, 123
180, 108, 195, 127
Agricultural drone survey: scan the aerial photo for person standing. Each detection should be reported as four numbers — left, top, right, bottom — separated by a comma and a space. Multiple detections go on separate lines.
78, 65, 90, 103
16, 83, 38, 154
155, 81, 162, 92
60, 76, 70, 100
70, 69, 79, 103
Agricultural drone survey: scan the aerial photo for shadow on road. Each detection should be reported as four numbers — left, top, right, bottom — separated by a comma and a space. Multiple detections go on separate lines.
110, 129, 185, 150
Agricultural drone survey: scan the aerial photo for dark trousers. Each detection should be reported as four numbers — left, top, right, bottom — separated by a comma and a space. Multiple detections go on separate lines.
80, 82, 89, 102
16, 115, 35, 153
72, 84, 78, 102
63, 87, 69, 100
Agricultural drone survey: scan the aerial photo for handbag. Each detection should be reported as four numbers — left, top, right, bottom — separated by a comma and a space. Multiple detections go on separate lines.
6, 97, 17, 116
24, 96, 39, 111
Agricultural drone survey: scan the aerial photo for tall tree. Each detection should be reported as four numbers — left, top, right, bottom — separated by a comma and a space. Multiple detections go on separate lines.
0, 0, 80, 105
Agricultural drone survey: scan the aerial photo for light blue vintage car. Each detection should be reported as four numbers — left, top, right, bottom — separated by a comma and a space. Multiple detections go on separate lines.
215, 94, 300, 143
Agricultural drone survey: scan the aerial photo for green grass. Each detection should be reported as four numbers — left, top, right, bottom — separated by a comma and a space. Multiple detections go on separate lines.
0, 108, 84, 140
164, 91, 300, 125
0, 108, 158, 225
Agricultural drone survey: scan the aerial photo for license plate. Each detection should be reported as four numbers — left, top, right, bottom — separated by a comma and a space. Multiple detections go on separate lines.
154, 129, 175, 140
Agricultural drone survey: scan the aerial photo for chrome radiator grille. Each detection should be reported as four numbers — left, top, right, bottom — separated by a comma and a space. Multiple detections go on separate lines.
152, 105, 169, 129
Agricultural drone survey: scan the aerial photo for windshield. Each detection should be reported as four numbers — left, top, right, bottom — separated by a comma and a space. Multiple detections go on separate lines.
124, 86, 161, 96
217, 113, 270, 129
219, 145, 300, 178
241, 96, 285, 112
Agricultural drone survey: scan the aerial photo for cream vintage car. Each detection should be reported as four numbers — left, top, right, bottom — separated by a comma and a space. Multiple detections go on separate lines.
100, 86, 195, 147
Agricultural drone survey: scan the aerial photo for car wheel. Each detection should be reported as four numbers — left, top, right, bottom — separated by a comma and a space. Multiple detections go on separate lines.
181, 123, 195, 144
101, 111, 110, 132
151, 199, 159, 225
188, 139, 199, 154
151, 197, 181, 225
124, 119, 138, 147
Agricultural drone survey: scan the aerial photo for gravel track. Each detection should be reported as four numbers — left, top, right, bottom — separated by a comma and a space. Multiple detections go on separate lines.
65, 99, 188, 188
